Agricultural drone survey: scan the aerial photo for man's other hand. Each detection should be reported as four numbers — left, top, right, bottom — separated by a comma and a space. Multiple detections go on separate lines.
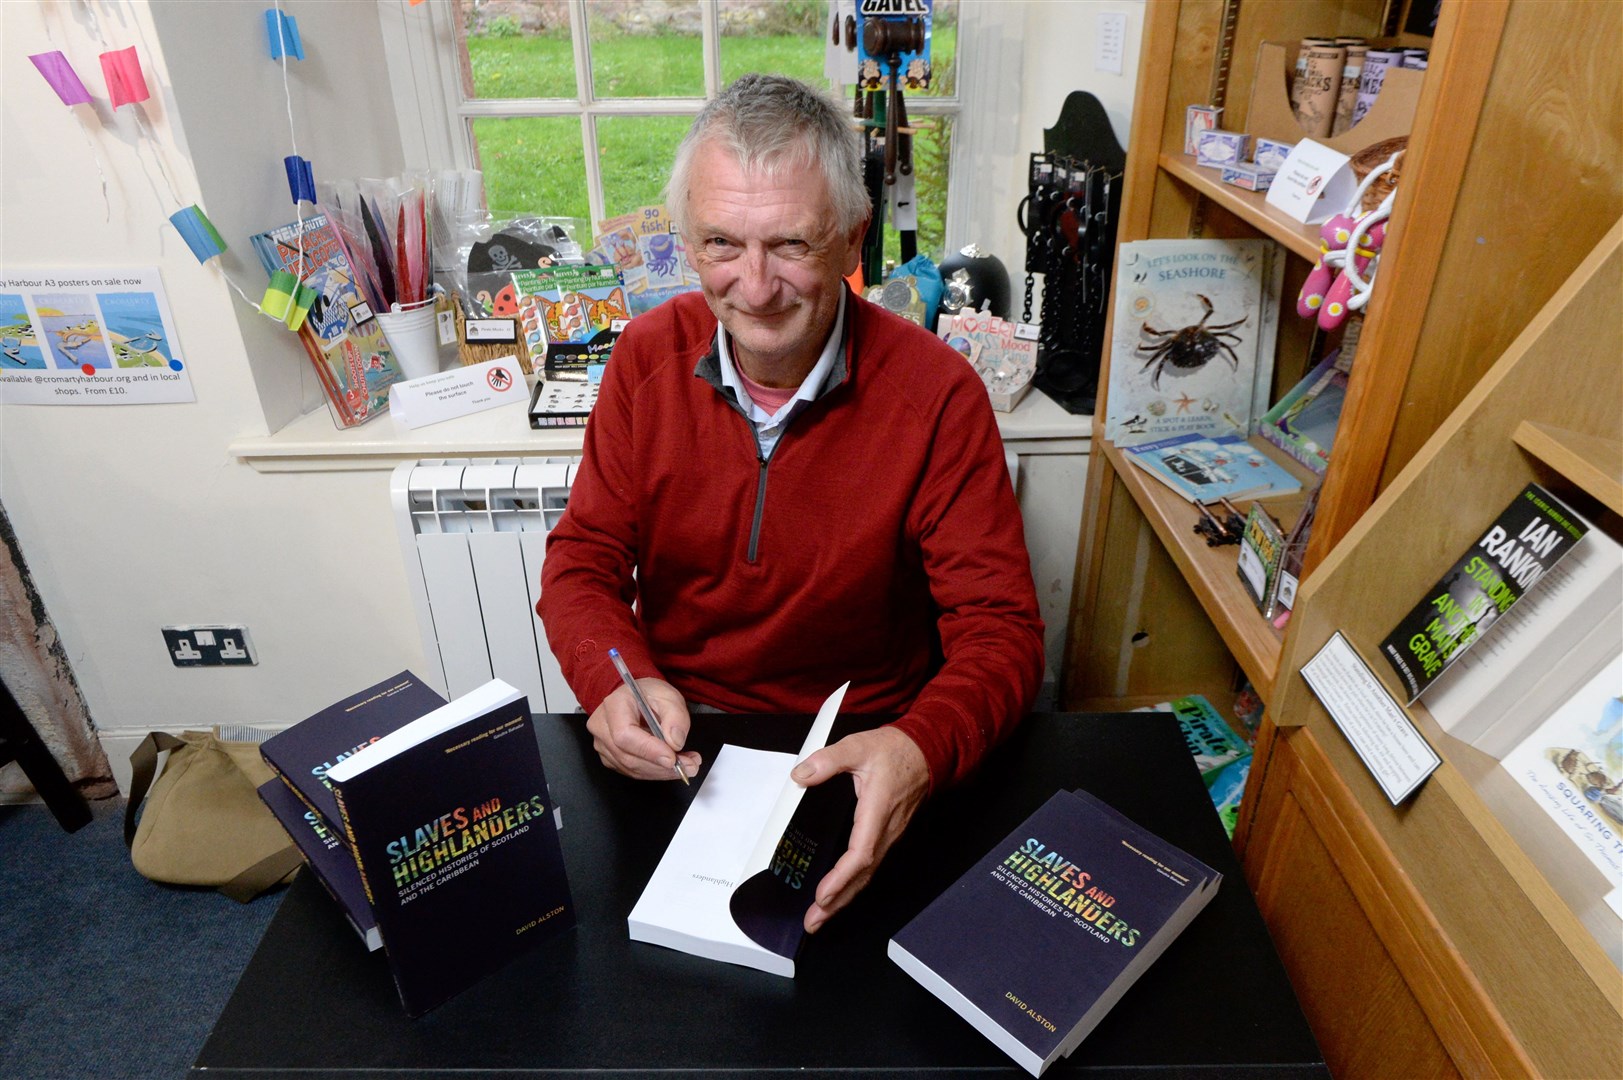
791, 725, 930, 934
586, 678, 700, 781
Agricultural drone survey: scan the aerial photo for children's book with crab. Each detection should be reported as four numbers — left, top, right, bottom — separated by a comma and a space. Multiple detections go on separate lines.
251, 214, 405, 428
1106, 238, 1279, 448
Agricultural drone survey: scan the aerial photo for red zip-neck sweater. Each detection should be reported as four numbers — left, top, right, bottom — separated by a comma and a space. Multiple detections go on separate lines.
538, 289, 1044, 791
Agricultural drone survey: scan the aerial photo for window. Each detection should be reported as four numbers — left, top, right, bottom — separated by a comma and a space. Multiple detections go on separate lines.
381, 0, 984, 262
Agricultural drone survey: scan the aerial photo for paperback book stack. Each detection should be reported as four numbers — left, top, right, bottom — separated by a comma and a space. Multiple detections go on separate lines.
889, 788, 1221, 1076
1106, 238, 1285, 447
258, 671, 575, 1016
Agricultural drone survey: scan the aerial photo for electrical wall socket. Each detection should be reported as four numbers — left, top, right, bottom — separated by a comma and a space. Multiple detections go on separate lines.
162, 625, 257, 667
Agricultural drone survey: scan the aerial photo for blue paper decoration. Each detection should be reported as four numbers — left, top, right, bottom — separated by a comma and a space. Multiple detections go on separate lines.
170, 205, 228, 263
265, 10, 305, 61
283, 155, 316, 204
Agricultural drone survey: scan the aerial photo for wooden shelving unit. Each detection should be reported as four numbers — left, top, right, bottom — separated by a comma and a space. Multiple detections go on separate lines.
1058, 1, 1622, 1074
1157, 153, 1321, 261
1101, 436, 1314, 701
1063, 0, 1623, 719
1242, 220, 1622, 1079
1512, 421, 1623, 516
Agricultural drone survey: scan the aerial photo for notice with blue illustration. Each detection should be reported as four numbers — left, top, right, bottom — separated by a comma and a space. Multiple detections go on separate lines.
0, 267, 195, 404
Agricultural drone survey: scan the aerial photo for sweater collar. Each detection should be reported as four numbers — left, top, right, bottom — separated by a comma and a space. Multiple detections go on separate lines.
695, 285, 856, 399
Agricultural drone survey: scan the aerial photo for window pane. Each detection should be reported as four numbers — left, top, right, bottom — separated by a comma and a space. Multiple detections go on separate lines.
596, 115, 692, 220
917, 0, 957, 98
718, 1, 827, 87
883, 114, 952, 267
470, 116, 590, 223
588, 2, 704, 98
458, 1, 576, 100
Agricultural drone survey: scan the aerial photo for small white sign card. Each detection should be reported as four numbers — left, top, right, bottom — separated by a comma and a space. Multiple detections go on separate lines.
388, 356, 527, 430
1265, 139, 1355, 225
1300, 631, 1442, 805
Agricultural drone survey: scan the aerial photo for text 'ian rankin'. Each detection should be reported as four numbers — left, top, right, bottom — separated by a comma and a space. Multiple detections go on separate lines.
1004, 838, 1140, 947
388, 794, 548, 889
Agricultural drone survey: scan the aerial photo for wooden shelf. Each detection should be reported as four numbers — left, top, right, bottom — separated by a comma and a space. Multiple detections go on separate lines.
1158, 153, 1322, 262
1513, 420, 1623, 515
1100, 436, 1316, 701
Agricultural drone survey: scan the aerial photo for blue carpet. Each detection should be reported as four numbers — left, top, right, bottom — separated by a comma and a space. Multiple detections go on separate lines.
0, 799, 284, 1080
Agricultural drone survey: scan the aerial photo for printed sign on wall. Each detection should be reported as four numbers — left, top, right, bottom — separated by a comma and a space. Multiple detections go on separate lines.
0, 267, 195, 405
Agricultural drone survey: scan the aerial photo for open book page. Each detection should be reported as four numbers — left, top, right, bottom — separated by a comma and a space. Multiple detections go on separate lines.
744, 681, 849, 876
627, 681, 850, 977
627, 744, 797, 974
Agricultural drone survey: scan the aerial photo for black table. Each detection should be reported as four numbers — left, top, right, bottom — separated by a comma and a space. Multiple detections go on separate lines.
193, 713, 1325, 1078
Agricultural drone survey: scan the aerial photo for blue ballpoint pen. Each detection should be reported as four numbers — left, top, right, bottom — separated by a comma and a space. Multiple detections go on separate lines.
608, 648, 689, 785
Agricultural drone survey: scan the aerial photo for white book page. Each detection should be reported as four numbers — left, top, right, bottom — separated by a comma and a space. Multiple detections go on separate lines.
325, 678, 522, 783
627, 744, 792, 961
744, 681, 849, 876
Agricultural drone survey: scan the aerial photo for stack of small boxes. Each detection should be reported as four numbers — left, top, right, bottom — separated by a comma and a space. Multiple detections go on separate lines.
1186, 106, 1293, 193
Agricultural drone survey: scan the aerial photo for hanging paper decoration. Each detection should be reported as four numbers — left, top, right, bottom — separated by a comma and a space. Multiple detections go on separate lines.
265, 10, 305, 60
283, 155, 317, 204
99, 46, 151, 108
170, 205, 228, 263
283, 282, 318, 331
29, 52, 93, 106
260, 270, 299, 320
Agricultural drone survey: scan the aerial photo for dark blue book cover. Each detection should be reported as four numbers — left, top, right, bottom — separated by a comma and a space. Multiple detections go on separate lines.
259, 671, 446, 837
257, 778, 380, 951
889, 789, 1221, 1076
326, 680, 576, 1017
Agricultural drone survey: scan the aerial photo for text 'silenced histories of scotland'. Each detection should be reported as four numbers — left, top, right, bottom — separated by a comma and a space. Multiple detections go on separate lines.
889, 789, 1221, 1076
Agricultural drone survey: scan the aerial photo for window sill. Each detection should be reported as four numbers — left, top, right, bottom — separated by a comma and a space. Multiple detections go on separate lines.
230, 385, 1093, 474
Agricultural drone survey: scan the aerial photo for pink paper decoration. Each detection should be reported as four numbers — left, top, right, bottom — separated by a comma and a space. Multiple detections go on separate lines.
29, 52, 93, 106
99, 46, 151, 108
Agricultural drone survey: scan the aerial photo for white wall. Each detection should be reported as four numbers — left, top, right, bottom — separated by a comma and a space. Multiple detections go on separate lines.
0, 1, 425, 791
981, 0, 1144, 314
0, 0, 1142, 795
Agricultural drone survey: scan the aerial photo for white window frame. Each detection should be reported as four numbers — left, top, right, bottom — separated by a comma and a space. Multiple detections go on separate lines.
374, 0, 1020, 252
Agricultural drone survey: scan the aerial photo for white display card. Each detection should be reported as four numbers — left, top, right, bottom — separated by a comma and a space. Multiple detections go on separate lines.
1265, 139, 1355, 225
388, 356, 527, 429
1300, 631, 1442, 805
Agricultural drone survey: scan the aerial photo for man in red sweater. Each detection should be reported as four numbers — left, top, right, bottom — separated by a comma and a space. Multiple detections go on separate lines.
539, 74, 1043, 933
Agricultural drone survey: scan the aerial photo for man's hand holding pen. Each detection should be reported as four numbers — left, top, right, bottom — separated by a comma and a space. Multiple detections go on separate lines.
587, 662, 701, 783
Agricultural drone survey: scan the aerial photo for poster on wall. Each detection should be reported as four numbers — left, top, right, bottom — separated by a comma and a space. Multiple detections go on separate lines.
0, 267, 195, 405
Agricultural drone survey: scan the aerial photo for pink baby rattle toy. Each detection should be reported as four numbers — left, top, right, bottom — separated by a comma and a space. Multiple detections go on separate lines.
1297, 149, 1403, 330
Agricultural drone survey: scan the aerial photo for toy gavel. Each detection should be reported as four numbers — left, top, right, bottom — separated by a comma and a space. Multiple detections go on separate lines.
861, 16, 924, 185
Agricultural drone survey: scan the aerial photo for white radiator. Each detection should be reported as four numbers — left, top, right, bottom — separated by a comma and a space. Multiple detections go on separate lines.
390, 458, 581, 713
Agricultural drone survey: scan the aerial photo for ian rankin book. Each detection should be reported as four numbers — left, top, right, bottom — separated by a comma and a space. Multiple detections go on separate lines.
627, 682, 853, 978
889, 789, 1221, 1077
257, 777, 381, 951
325, 678, 575, 1017
259, 670, 447, 838
1380, 483, 1589, 703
